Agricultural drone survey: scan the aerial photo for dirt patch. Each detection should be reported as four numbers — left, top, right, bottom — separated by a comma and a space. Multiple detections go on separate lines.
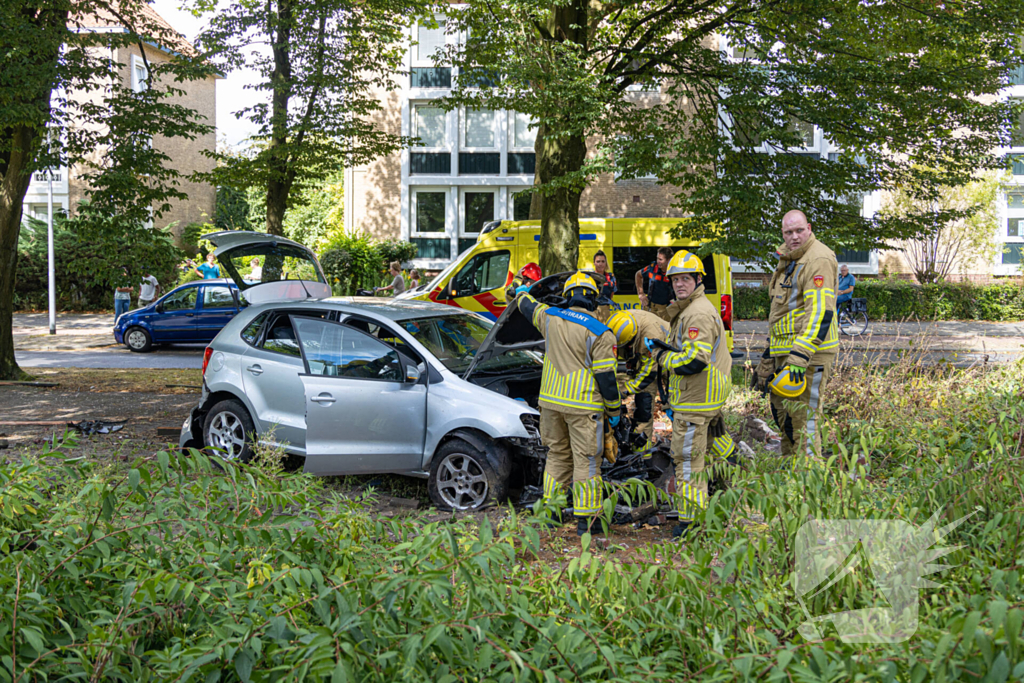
23, 368, 202, 394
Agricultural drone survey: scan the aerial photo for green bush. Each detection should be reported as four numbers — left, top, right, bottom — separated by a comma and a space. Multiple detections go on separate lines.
15, 216, 183, 311
375, 238, 418, 268
735, 279, 1024, 321
319, 233, 419, 295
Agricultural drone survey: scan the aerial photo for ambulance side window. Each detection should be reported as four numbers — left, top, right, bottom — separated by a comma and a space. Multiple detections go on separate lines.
451, 250, 510, 297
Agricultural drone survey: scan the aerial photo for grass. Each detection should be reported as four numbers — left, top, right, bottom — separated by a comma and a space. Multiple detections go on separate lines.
26, 367, 202, 394
2, 353, 1022, 680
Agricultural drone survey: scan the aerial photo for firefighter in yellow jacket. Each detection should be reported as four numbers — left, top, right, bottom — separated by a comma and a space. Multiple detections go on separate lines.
517, 272, 622, 537
607, 310, 668, 451
755, 210, 839, 459
647, 250, 732, 539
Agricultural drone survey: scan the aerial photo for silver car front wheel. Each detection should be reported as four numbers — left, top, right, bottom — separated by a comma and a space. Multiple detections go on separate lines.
428, 438, 508, 511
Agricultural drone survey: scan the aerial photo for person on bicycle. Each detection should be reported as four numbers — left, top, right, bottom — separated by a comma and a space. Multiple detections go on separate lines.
754, 210, 839, 462
836, 264, 856, 312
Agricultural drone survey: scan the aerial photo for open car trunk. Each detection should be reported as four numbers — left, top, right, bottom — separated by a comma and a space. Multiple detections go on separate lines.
205, 231, 331, 304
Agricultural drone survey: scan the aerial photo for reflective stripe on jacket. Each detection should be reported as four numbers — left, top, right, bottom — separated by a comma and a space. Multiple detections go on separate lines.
658, 285, 732, 414
623, 310, 669, 395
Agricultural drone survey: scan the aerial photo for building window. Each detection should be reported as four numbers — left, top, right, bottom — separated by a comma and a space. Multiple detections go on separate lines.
1010, 217, 1022, 238
410, 68, 451, 89
1004, 244, 1023, 264
509, 111, 536, 151
459, 153, 500, 175
412, 189, 447, 235
1011, 98, 1024, 148
131, 54, 148, 92
507, 153, 535, 174
461, 189, 496, 236
1008, 191, 1024, 209
414, 19, 446, 65
512, 191, 533, 220
461, 109, 496, 150
410, 153, 451, 175
412, 104, 446, 149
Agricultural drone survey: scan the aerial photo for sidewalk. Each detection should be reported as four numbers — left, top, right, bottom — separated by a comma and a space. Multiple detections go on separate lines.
13, 313, 119, 351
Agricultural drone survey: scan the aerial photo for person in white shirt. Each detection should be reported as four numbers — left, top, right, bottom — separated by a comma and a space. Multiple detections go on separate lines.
249, 257, 263, 281
138, 273, 161, 308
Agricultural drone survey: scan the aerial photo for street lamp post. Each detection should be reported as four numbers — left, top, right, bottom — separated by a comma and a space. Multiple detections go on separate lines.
47, 167, 56, 335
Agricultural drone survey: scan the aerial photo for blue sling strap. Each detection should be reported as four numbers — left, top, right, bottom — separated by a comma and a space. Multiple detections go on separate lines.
543, 307, 610, 336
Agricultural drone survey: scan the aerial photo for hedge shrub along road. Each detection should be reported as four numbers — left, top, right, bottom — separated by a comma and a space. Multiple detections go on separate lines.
735, 280, 1024, 322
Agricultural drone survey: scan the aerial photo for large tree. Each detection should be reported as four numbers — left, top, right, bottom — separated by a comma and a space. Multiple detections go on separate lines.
191, 0, 428, 236
0, 0, 214, 380
439, 0, 1023, 273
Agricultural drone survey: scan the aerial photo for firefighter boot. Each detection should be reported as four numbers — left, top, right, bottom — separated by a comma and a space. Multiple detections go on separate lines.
576, 516, 606, 538
672, 521, 692, 540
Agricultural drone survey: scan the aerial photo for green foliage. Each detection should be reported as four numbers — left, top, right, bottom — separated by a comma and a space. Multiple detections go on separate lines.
374, 238, 418, 268
735, 280, 1024, 321
283, 173, 345, 250
318, 231, 418, 295
14, 215, 183, 311
214, 185, 253, 232
180, 220, 219, 257
2, 360, 1023, 681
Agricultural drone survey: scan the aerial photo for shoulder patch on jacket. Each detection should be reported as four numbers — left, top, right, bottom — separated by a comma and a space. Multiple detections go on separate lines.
543, 307, 610, 336
813, 275, 824, 288
688, 327, 699, 340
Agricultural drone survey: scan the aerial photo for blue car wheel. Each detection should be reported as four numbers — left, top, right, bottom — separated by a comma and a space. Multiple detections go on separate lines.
125, 326, 153, 353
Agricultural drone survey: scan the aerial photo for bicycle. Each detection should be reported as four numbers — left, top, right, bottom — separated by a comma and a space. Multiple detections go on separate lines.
838, 297, 869, 336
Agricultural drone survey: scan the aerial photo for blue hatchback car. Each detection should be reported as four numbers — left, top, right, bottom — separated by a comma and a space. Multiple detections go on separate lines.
113, 279, 242, 352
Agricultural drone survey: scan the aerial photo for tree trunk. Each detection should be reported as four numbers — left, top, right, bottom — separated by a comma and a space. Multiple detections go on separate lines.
265, 0, 293, 236
536, 123, 587, 275
0, 125, 40, 381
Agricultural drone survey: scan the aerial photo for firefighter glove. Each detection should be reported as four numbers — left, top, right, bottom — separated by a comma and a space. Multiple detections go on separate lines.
644, 337, 656, 354
608, 415, 620, 428
665, 408, 674, 422
787, 365, 805, 385
515, 285, 531, 296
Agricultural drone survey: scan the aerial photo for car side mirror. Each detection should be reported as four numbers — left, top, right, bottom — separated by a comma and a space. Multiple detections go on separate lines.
154, 303, 164, 313
404, 364, 421, 383
438, 284, 452, 301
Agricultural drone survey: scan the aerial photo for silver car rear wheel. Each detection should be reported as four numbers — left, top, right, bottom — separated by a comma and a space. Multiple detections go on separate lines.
203, 399, 255, 463
435, 451, 489, 510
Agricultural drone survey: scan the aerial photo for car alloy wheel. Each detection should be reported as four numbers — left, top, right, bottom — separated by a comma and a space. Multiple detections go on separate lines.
435, 451, 489, 510
206, 411, 246, 460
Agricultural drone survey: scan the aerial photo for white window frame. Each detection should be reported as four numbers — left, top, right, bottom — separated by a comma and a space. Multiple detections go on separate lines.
460, 108, 498, 152
411, 17, 447, 67
459, 187, 499, 238
507, 111, 537, 152
410, 102, 449, 152
130, 54, 148, 92
411, 186, 450, 238
1002, 186, 1024, 271
786, 117, 819, 152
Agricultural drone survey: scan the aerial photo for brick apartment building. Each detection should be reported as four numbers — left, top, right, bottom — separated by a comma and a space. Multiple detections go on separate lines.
345, 21, 1023, 279
21, 5, 217, 241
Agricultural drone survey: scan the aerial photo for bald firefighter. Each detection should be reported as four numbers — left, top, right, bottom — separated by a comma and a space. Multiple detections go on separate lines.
607, 310, 669, 451
755, 210, 839, 459
647, 250, 733, 539
517, 272, 622, 537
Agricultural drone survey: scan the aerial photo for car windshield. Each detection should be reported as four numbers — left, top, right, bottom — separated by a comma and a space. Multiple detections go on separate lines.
398, 314, 541, 374
422, 246, 476, 293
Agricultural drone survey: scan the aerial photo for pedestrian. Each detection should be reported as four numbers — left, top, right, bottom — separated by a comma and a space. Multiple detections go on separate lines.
634, 246, 675, 320
137, 271, 161, 309
593, 250, 617, 323
375, 261, 406, 296
249, 257, 263, 282
607, 309, 668, 452
517, 272, 621, 538
754, 209, 839, 461
647, 250, 733, 539
410, 269, 421, 289
193, 253, 221, 279
836, 264, 856, 312
114, 266, 133, 323
505, 262, 542, 301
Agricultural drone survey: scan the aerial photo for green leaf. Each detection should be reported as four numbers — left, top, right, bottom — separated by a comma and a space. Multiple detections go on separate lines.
128, 468, 141, 491
20, 627, 46, 655
234, 649, 254, 683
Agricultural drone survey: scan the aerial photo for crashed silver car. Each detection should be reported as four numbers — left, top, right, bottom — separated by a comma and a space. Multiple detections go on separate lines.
180, 231, 681, 510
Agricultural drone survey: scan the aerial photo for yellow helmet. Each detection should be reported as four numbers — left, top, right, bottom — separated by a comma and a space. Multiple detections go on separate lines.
666, 250, 706, 278
770, 367, 806, 398
562, 271, 599, 296
607, 311, 638, 344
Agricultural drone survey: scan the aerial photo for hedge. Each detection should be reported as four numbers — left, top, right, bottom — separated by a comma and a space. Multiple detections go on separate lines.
734, 279, 1024, 322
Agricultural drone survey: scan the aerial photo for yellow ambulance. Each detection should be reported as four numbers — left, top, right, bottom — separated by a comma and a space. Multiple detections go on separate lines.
397, 218, 735, 349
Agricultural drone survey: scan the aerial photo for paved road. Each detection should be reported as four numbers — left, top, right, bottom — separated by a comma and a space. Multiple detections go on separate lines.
16, 346, 205, 369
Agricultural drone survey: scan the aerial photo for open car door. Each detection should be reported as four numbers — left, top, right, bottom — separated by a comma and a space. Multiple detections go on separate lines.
205, 231, 331, 304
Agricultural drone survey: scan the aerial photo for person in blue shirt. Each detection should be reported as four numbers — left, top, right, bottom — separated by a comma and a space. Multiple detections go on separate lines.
836, 264, 856, 310
194, 253, 221, 279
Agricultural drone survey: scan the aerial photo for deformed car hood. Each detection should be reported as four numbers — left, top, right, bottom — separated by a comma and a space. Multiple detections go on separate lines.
205, 230, 331, 304
461, 271, 609, 380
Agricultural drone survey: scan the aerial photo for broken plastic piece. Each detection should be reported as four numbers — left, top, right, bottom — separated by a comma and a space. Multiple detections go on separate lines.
67, 420, 125, 435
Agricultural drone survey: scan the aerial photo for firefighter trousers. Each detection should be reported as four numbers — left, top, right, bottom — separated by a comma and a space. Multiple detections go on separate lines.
540, 407, 604, 517
770, 356, 835, 459
670, 412, 709, 522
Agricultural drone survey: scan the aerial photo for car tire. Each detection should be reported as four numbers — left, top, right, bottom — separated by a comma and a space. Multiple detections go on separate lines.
428, 437, 508, 511
124, 326, 153, 353
203, 399, 256, 463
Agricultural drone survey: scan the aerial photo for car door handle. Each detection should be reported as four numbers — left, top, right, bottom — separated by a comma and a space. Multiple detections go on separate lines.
310, 393, 335, 405
246, 364, 263, 376
185, 313, 195, 317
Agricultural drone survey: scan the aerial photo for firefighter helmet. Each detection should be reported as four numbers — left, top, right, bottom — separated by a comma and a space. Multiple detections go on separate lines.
607, 311, 638, 345
519, 262, 542, 282
562, 271, 599, 296
770, 367, 807, 398
666, 250, 706, 278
